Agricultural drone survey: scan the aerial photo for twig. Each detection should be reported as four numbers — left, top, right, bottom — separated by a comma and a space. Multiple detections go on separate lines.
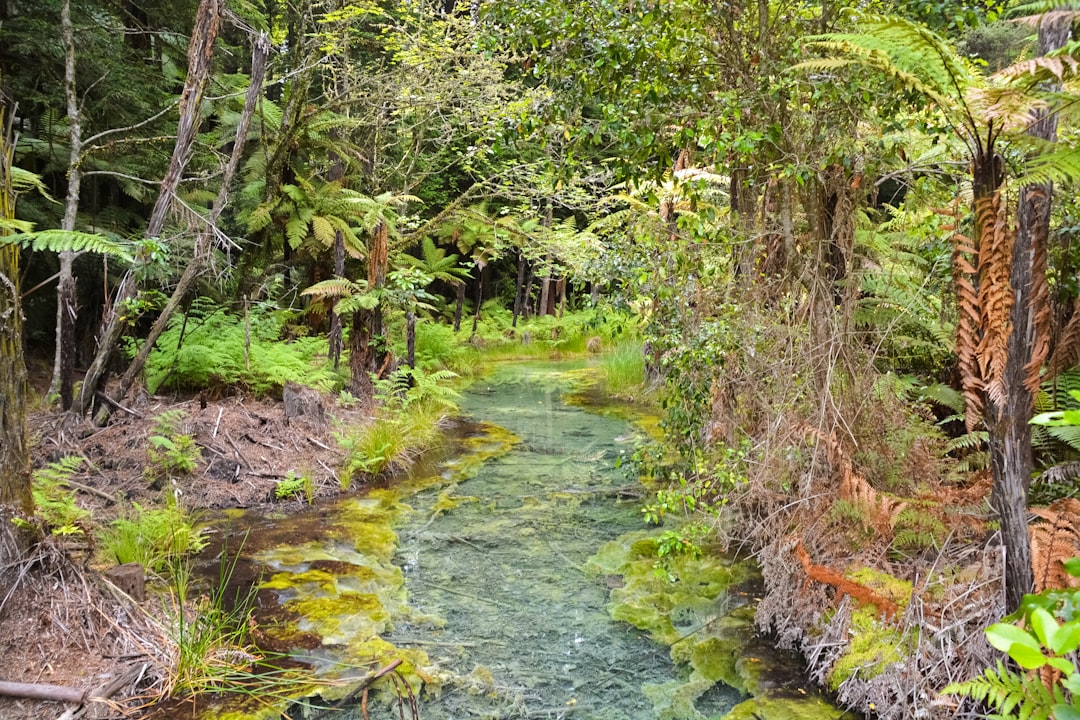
212, 406, 224, 438
420, 581, 515, 609
61, 478, 115, 503
94, 392, 141, 418
308, 435, 331, 451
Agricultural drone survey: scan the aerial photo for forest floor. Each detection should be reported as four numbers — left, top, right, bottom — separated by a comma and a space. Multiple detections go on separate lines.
0, 376, 365, 720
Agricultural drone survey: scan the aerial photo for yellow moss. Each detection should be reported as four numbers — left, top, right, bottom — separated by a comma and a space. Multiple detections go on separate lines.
262, 568, 337, 592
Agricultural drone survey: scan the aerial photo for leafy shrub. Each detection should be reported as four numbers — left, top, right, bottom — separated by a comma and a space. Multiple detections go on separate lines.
944, 557, 1080, 719
274, 470, 313, 503
146, 410, 202, 485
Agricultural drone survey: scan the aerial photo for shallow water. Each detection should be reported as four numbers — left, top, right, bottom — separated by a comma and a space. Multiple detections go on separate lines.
360, 361, 742, 719
198, 361, 745, 720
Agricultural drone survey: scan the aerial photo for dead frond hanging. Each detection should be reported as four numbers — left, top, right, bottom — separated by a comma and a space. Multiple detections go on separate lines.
974, 193, 1015, 406
1029, 498, 1080, 592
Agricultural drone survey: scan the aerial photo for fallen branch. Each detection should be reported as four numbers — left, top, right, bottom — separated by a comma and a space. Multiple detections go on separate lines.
94, 392, 141, 418
0, 680, 85, 704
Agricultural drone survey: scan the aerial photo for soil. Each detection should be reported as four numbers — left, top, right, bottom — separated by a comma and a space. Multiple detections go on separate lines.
0, 381, 377, 720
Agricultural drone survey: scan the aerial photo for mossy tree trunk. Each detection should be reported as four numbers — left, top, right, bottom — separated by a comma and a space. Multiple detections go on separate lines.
0, 96, 31, 514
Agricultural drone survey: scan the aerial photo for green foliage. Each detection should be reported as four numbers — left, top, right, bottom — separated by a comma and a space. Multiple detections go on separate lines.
274, 471, 314, 503
0, 229, 131, 261
144, 298, 339, 395
146, 410, 202, 482
599, 339, 647, 398
375, 366, 461, 412
338, 402, 447, 488
891, 506, 949, 555
98, 502, 208, 573
943, 558, 1080, 719
31, 457, 90, 537
168, 545, 261, 697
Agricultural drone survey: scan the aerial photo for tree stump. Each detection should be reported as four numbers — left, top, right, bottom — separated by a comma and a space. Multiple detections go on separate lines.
105, 563, 145, 602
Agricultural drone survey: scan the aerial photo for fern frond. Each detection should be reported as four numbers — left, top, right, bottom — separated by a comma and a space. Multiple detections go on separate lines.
0, 229, 132, 260
1022, 144, 1080, 186
916, 382, 966, 414
301, 277, 362, 300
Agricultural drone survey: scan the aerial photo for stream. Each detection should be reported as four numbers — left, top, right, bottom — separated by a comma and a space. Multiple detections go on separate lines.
198, 361, 771, 720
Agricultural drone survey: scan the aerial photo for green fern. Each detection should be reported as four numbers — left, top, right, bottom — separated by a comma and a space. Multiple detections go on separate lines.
943, 660, 1062, 719
31, 457, 90, 536
0, 229, 131, 260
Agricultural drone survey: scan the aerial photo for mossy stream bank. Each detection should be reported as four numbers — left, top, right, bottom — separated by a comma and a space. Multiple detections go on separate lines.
190, 361, 855, 720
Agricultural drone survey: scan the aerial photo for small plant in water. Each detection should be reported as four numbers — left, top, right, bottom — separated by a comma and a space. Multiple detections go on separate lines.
274, 470, 313, 503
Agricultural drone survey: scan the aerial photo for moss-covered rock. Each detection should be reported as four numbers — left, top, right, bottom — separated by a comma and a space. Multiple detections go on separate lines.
724, 693, 861, 720
825, 607, 910, 692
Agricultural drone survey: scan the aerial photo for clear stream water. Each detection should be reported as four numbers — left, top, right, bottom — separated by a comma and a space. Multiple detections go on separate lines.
373, 362, 741, 719
199, 361, 747, 719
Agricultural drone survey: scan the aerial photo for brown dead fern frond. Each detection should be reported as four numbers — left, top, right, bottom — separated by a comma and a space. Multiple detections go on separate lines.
952, 217, 984, 432
1023, 187, 1052, 394
1047, 293, 1080, 375
794, 538, 899, 620
799, 424, 907, 531
1029, 498, 1080, 592
975, 193, 1015, 406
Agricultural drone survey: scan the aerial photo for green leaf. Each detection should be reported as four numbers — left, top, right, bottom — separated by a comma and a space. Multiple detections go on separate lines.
1010, 643, 1049, 670
987, 623, 1043, 653
1063, 557, 1080, 578
1046, 657, 1075, 674
1032, 608, 1061, 649
1050, 621, 1080, 656
1052, 704, 1080, 720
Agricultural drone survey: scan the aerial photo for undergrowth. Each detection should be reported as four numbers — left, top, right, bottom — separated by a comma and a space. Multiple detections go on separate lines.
29, 456, 90, 536
337, 367, 458, 487
98, 501, 207, 573
599, 338, 647, 398
140, 297, 340, 395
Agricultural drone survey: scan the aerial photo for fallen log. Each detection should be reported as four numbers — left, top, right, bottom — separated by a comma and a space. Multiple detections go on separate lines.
0, 680, 84, 704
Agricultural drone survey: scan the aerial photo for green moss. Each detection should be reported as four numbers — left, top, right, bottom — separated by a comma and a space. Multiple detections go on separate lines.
643, 675, 716, 720
846, 567, 913, 612
826, 607, 910, 691
725, 694, 861, 720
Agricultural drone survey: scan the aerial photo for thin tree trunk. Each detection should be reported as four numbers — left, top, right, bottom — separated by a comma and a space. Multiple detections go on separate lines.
406, 310, 416, 368
511, 250, 527, 327
453, 281, 464, 332
0, 98, 31, 513
50, 0, 81, 409
470, 264, 484, 339
85, 18, 261, 423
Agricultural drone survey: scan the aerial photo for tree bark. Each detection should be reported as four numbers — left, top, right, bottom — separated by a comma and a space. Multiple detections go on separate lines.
406, 310, 416, 368
0, 98, 31, 514
988, 17, 1068, 612
453, 281, 464, 332
50, 0, 81, 409
511, 250, 527, 327
77, 0, 225, 420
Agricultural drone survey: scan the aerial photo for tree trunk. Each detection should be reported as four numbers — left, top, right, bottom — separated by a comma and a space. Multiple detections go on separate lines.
0, 99, 31, 514
511, 250, 527, 327
406, 310, 416, 368
987, 17, 1068, 612
50, 0, 81, 409
470, 264, 484, 339
77, 0, 225, 420
453, 281, 464, 332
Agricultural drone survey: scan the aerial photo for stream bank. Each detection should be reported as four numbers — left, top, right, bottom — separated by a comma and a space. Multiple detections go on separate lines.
187, 361, 853, 720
